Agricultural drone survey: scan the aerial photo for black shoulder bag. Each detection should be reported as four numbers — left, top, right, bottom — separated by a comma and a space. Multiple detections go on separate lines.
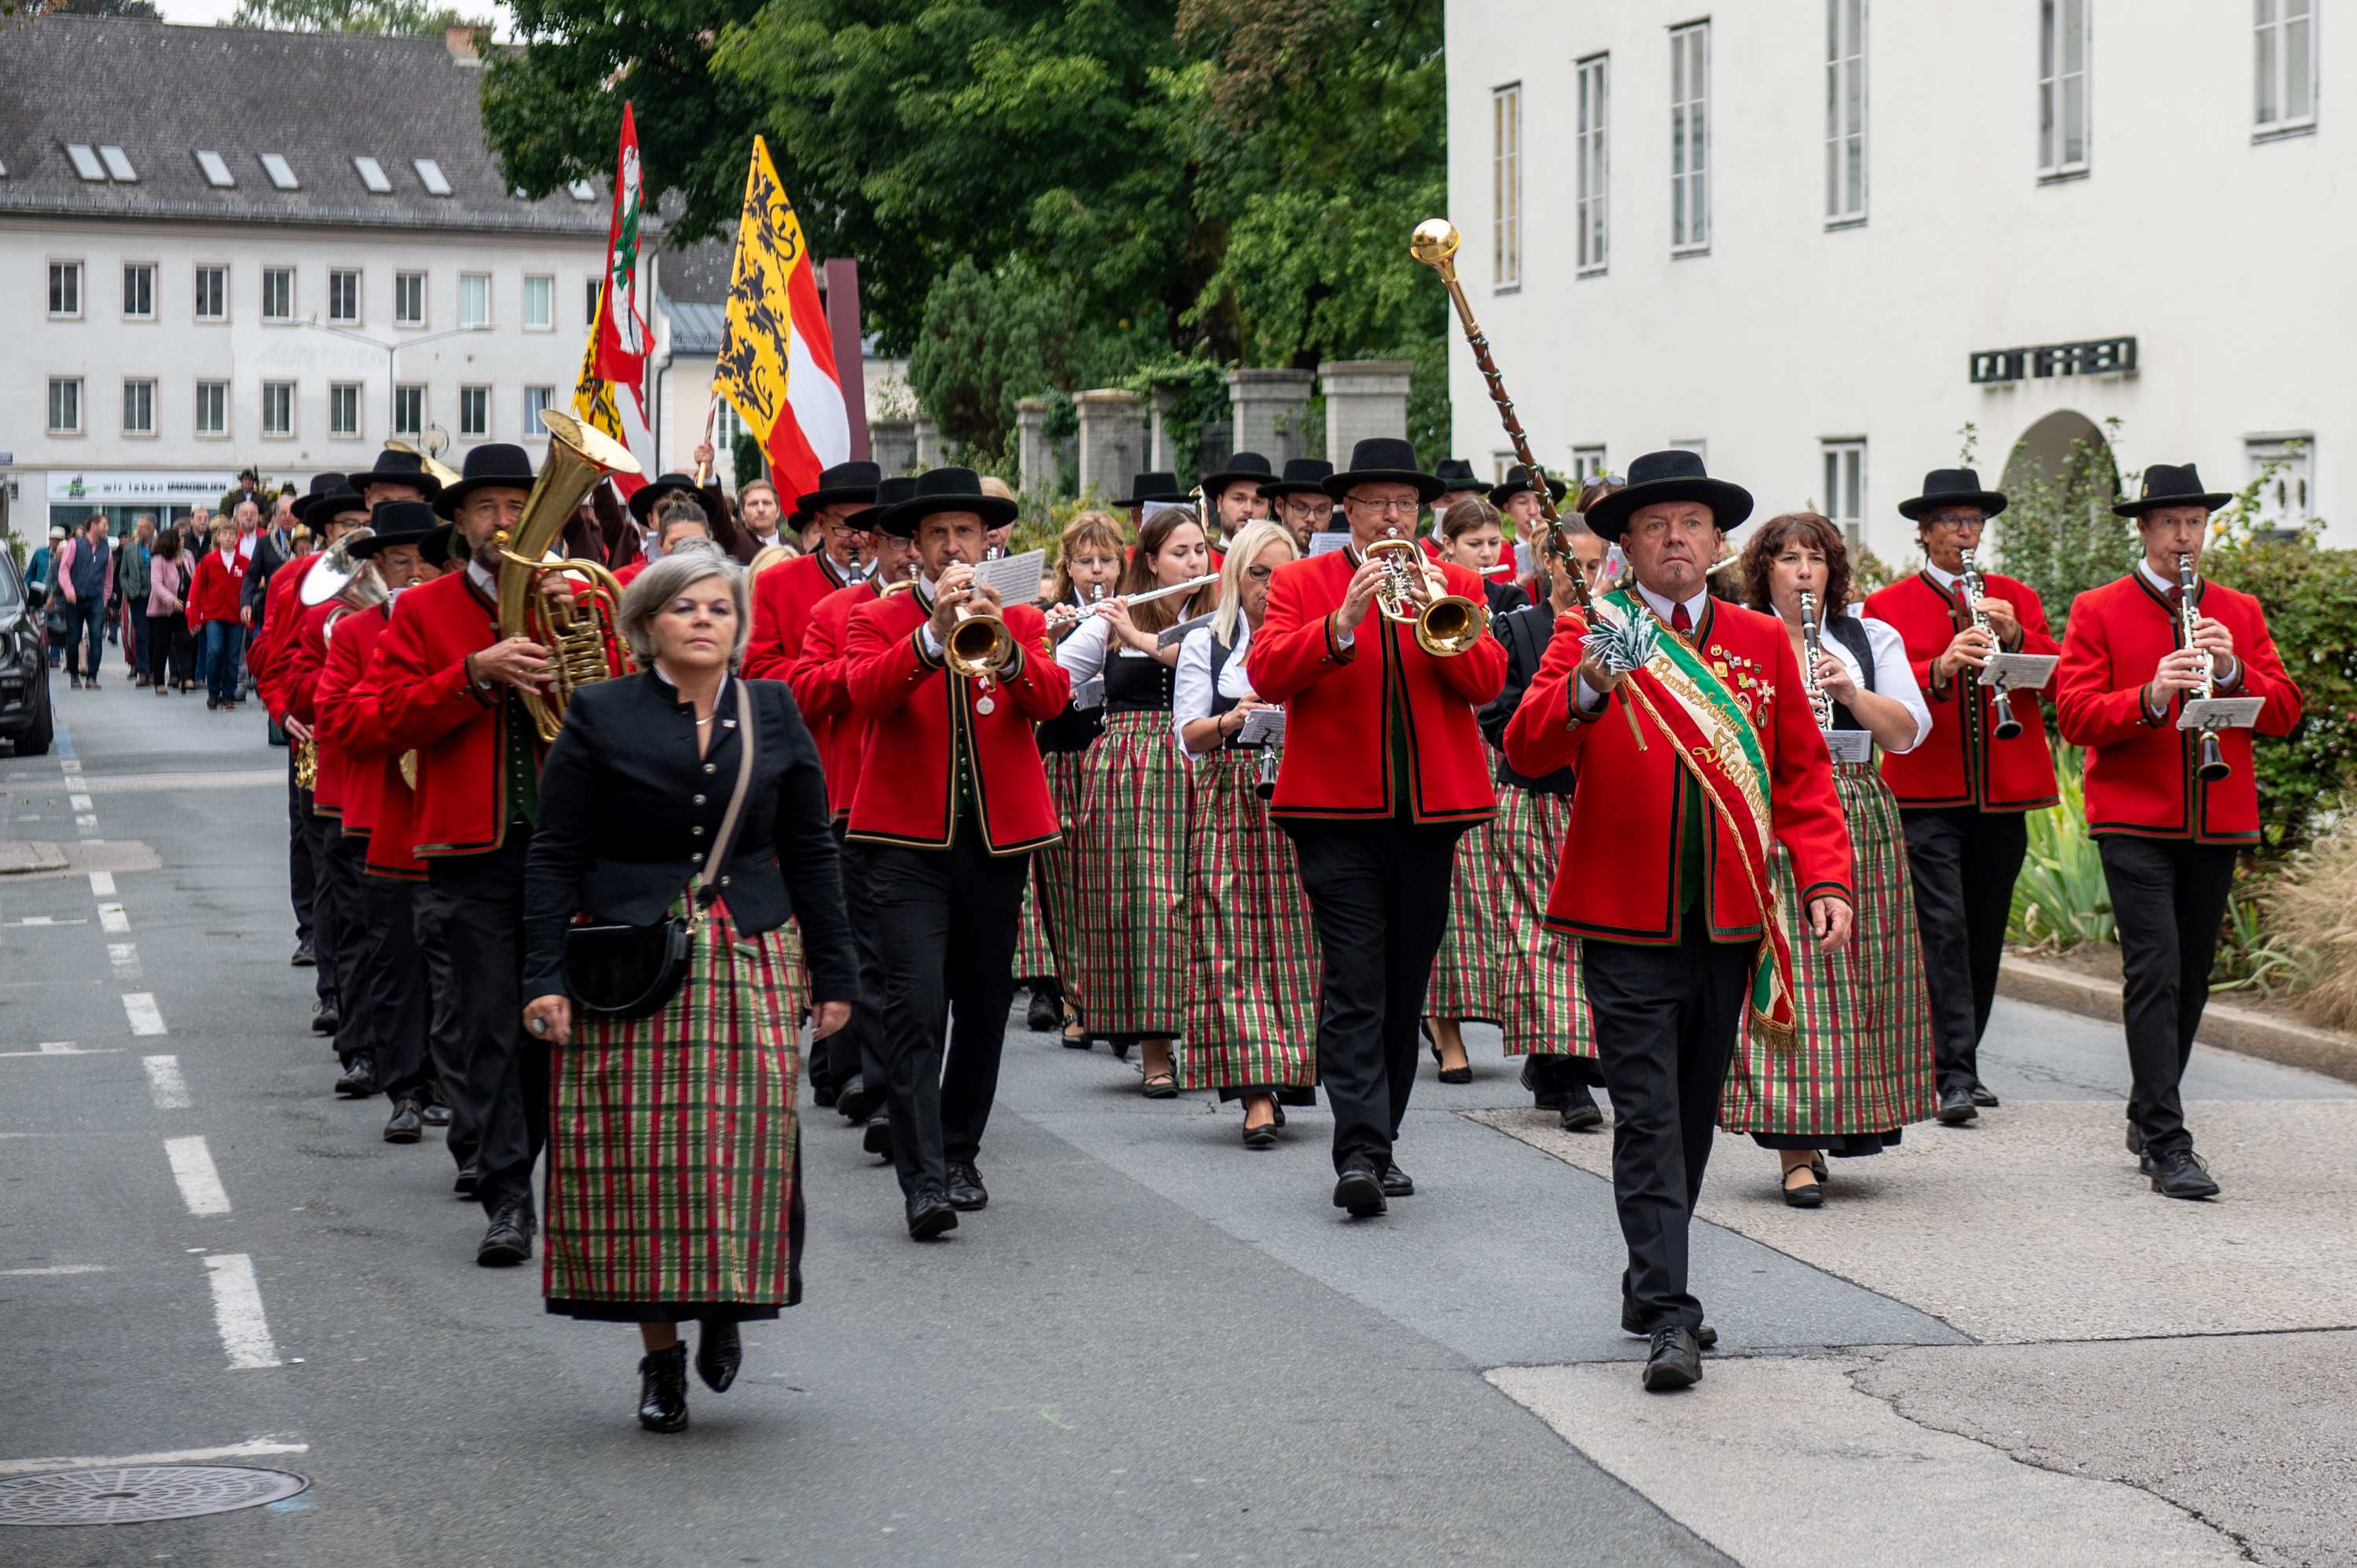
563, 679, 758, 1020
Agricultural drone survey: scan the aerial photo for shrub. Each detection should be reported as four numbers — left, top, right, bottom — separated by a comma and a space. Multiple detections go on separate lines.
2261, 817, 2357, 1030
2007, 749, 2114, 949
2201, 531, 2357, 857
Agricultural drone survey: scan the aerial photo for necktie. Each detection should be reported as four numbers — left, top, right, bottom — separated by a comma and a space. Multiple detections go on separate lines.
1670, 602, 1692, 638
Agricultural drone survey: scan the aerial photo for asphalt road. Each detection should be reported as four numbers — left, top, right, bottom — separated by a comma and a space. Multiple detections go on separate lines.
3, 683, 2350, 1567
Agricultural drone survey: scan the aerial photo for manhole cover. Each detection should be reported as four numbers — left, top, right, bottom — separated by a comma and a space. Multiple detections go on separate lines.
0, 1465, 308, 1526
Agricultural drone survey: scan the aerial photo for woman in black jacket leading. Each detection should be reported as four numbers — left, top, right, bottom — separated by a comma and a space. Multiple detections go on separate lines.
522, 547, 857, 1434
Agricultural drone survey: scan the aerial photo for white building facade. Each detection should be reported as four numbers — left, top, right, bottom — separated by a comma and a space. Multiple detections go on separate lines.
1443, 1, 2343, 558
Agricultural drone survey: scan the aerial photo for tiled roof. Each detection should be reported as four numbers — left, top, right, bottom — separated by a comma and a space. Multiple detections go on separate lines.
662, 295, 727, 356
0, 15, 609, 236
656, 238, 733, 305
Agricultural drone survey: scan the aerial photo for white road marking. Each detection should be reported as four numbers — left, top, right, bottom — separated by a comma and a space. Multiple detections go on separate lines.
123, 992, 165, 1035
68, 793, 91, 811
0, 1047, 119, 1059
164, 1135, 230, 1215
38, 1041, 81, 1054
109, 942, 142, 980
143, 1054, 191, 1109
98, 903, 130, 933
75, 815, 98, 830
0, 1264, 109, 1277
88, 870, 115, 896
202, 1254, 281, 1370
59, 758, 81, 774
0, 1438, 308, 1477
8, 916, 87, 927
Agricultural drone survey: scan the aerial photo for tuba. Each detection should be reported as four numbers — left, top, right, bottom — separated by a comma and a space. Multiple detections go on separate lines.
495, 409, 644, 743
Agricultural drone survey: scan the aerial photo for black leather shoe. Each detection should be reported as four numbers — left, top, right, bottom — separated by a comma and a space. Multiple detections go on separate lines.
1026, 991, 1063, 1033
1936, 1086, 1978, 1125
333, 1055, 377, 1098
694, 1318, 742, 1394
1559, 1085, 1605, 1133
2146, 1146, 2220, 1200
945, 1161, 988, 1211
475, 1201, 533, 1266
312, 1000, 340, 1035
1332, 1164, 1386, 1218
907, 1187, 959, 1240
453, 1162, 479, 1198
1782, 1166, 1824, 1207
1642, 1326, 1704, 1391
383, 1099, 424, 1144
636, 1343, 691, 1433
811, 1081, 840, 1109
1621, 1299, 1717, 1349
291, 937, 316, 968
1968, 1082, 2001, 1108
1521, 1055, 1567, 1112
862, 1112, 893, 1159
421, 1101, 453, 1128
1379, 1163, 1415, 1198
1241, 1119, 1278, 1152
835, 1075, 876, 1123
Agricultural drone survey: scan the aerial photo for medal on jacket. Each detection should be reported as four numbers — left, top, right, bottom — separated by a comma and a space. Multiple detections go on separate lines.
975, 677, 995, 716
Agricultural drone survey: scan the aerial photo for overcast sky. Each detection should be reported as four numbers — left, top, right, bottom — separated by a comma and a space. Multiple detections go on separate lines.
155, 2, 516, 36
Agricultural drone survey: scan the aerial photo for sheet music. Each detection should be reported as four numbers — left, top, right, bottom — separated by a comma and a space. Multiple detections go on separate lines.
1515, 541, 1534, 578
1309, 532, 1352, 556
1979, 652, 2058, 694
1236, 707, 1286, 746
1071, 676, 1105, 710
1157, 611, 1216, 650
1824, 729, 1875, 764
2178, 696, 2264, 731
969, 548, 1047, 605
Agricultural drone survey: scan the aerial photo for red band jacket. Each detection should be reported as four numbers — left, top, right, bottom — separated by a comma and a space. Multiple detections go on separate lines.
1862, 570, 2062, 811
253, 555, 320, 722
314, 603, 390, 841
357, 569, 525, 859
844, 587, 1069, 854
1244, 545, 1508, 825
746, 551, 861, 681
280, 600, 346, 815
2054, 570, 2303, 844
786, 579, 885, 822
1505, 595, 1853, 943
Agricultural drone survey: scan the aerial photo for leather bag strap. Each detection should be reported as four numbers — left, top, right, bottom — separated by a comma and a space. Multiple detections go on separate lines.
695, 677, 758, 907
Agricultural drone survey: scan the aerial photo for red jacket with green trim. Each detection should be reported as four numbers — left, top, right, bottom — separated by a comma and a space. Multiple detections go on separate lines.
1863, 569, 2062, 812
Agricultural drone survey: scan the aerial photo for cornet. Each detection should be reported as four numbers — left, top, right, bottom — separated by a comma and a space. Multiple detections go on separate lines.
937, 562, 1014, 680
1365, 527, 1489, 658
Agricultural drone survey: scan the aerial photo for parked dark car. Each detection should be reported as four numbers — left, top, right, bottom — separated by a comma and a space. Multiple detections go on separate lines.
0, 550, 55, 756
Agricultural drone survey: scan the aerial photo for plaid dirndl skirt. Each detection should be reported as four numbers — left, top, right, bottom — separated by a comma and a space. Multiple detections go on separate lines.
1060, 711, 1192, 1038
1013, 870, 1056, 984
543, 899, 805, 1320
1721, 765, 1937, 1145
1494, 787, 1596, 1060
1424, 815, 1506, 1023
1031, 751, 1083, 997
1177, 749, 1319, 1092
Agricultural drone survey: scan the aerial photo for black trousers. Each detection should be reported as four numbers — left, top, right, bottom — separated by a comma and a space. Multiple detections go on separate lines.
1901, 807, 2028, 1094
360, 873, 467, 1138
417, 833, 544, 1214
2100, 837, 2238, 1160
146, 613, 193, 688
838, 830, 892, 1100
1582, 925, 1752, 1333
866, 833, 1028, 1200
1290, 819, 1463, 1176
809, 821, 870, 1099
287, 755, 319, 954
310, 824, 370, 1063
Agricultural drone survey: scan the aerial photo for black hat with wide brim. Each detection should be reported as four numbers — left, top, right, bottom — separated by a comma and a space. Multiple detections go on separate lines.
1488, 463, 1567, 507
1581, 449, 1754, 544
348, 448, 445, 501
1434, 457, 1483, 495
797, 460, 882, 514
347, 500, 443, 556
297, 471, 364, 529
2113, 463, 2234, 518
1319, 438, 1446, 504
849, 474, 917, 526
1260, 457, 1334, 500
1115, 471, 1189, 507
628, 471, 702, 526
434, 445, 537, 519
1897, 467, 2009, 522
1200, 451, 1275, 499
877, 466, 1020, 539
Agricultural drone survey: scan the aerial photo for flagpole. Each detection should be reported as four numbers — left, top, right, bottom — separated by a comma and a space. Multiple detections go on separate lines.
694, 397, 718, 485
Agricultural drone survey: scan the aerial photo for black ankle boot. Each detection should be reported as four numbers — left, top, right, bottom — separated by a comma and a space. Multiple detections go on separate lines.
636, 1342, 690, 1432
694, 1318, 741, 1393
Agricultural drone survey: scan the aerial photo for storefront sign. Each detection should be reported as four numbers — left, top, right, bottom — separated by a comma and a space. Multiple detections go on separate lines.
1970, 337, 2137, 385
45, 471, 238, 504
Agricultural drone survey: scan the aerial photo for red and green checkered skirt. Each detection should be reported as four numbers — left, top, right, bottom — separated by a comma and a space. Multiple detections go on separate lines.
1721, 766, 1937, 1139
1013, 870, 1056, 984
1493, 786, 1596, 1061
1059, 712, 1193, 1038
1177, 749, 1319, 1091
1424, 815, 1508, 1024
543, 899, 805, 1316
1030, 751, 1083, 995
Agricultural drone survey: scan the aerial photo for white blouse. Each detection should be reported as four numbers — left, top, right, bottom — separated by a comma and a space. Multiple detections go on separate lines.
1170, 618, 1255, 752
1824, 614, 1933, 753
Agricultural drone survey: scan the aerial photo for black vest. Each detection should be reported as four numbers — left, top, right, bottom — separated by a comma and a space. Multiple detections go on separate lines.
1824, 613, 1877, 732
1104, 643, 1177, 714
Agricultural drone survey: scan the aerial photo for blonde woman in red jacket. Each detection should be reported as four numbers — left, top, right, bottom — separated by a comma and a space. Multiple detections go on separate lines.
185, 521, 249, 709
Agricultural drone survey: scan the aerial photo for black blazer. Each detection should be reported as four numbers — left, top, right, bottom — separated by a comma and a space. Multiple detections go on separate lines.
522, 670, 858, 1002
1479, 600, 1577, 796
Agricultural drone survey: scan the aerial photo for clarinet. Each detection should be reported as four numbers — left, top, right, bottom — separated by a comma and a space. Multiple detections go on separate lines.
1798, 589, 1834, 732
1959, 547, 2022, 740
1255, 742, 1281, 800
2178, 553, 2231, 782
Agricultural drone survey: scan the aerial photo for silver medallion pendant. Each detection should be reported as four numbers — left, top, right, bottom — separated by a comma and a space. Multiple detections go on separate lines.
975, 695, 995, 716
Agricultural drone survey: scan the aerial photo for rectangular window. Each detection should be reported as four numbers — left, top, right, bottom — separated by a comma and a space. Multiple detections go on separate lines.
1572, 445, 1608, 484
47, 377, 83, 434
459, 271, 490, 328
394, 384, 425, 437
394, 270, 425, 327
122, 378, 156, 436
329, 382, 362, 438
262, 266, 294, 322
1822, 438, 1867, 544
2245, 434, 2314, 529
259, 152, 299, 190
1670, 22, 1710, 253
522, 385, 554, 438
48, 260, 82, 317
1492, 83, 1522, 289
262, 381, 295, 437
586, 276, 602, 328
523, 273, 554, 330
1576, 54, 1611, 274
195, 265, 227, 321
460, 384, 490, 438
1826, 0, 1868, 222
1672, 437, 1708, 464
2256, 0, 2317, 135
2038, 0, 2090, 177
328, 267, 361, 324
122, 262, 156, 320
195, 380, 228, 436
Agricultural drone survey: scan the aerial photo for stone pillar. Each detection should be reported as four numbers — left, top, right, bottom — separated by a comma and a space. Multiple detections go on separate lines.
913, 416, 942, 470
1226, 368, 1317, 464
1149, 384, 1180, 473
1014, 398, 1054, 498
868, 419, 916, 477
1319, 359, 1413, 461
1073, 387, 1148, 503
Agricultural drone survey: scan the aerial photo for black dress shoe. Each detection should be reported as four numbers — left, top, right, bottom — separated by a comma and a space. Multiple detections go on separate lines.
693, 1318, 742, 1393
475, 1201, 533, 1266
1025, 991, 1063, 1033
1560, 1085, 1606, 1133
835, 1075, 876, 1123
636, 1342, 691, 1433
1436, 1062, 1472, 1085
945, 1160, 988, 1211
1622, 1299, 1717, 1349
1968, 1082, 2001, 1108
383, 1098, 424, 1144
333, 1055, 377, 1098
1521, 1054, 1567, 1112
1782, 1167, 1824, 1207
453, 1162, 479, 1198
1332, 1164, 1386, 1218
907, 1187, 959, 1240
1935, 1086, 1978, 1125
1642, 1326, 1704, 1391
862, 1112, 893, 1159
2146, 1146, 2220, 1200
312, 1000, 340, 1035
811, 1081, 840, 1110
421, 1101, 453, 1128
291, 937, 317, 968
1241, 1119, 1278, 1152
1379, 1163, 1415, 1198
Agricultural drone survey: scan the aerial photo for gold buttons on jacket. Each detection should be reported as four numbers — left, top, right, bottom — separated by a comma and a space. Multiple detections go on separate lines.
693, 794, 706, 805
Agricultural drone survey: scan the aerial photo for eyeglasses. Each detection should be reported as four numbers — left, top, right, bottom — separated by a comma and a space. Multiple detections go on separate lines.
1925, 515, 1984, 532
1345, 495, 1421, 518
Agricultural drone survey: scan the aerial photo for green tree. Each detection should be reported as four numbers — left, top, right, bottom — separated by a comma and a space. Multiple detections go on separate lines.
907, 256, 1131, 458
228, 0, 482, 31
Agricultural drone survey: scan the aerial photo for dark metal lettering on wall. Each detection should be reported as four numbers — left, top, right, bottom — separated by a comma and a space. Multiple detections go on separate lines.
1969, 336, 2138, 385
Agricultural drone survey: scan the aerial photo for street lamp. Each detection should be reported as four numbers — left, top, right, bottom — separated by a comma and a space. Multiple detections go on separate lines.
295, 320, 492, 443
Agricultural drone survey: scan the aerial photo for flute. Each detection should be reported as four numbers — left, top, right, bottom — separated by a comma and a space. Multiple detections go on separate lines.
1045, 573, 1218, 628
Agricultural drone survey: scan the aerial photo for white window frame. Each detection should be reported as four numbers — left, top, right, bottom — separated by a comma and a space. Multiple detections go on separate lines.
458, 271, 491, 328
122, 377, 157, 438
1572, 445, 1608, 485
1821, 438, 1867, 544
1576, 53, 1611, 276
522, 273, 555, 331
1671, 437, 1709, 464
394, 269, 427, 328
122, 261, 156, 321
585, 276, 602, 328
1825, 0, 1868, 225
329, 382, 363, 439
1493, 82, 1523, 291
459, 383, 492, 438
262, 380, 296, 439
47, 259, 83, 320
2037, 0, 2091, 179
262, 266, 295, 323
195, 379, 229, 438
2255, 0, 2319, 139
194, 264, 229, 323
328, 267, 362, 326
2245, 433, 2314, 529
48, 376, 84, 436
522, 385, 555, 439
394, 384, 426, 438
1670, 20, 1711, 255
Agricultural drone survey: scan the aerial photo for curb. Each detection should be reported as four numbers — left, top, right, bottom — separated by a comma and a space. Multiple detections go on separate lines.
2000, 954, 2357, 1088
0, 841, 69, 876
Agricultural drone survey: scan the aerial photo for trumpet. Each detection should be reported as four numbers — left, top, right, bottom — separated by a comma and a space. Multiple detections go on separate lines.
1798, 589, 1835, 732
2178, 553, 2231, 782
1366, 527, 1490, 658
935, 563, 1015, 680
1958, 547, 2022, 741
